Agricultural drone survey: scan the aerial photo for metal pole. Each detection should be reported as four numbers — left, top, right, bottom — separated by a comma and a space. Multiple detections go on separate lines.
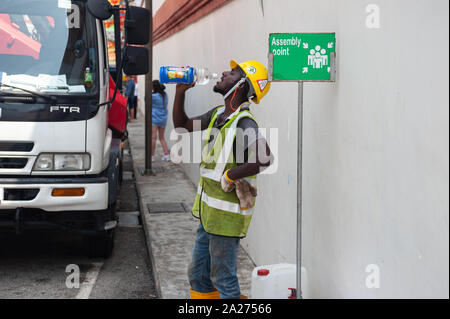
297, 82, 303, 299
144, 0, 153, 174
113, 7, 122, 92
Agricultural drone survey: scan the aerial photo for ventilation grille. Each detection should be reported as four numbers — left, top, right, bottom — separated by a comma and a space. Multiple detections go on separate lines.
0, 142, 34, 152
0, 158, 28, 169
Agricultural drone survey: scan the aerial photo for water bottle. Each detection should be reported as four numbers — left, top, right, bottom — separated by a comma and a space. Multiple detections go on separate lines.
159, 66, 219, 85
84, 67, 93, 88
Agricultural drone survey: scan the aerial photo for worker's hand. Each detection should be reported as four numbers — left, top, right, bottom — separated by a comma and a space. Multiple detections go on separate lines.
176, 82, 196, 94
235, 180, 257, 209
221, 170, 235, 193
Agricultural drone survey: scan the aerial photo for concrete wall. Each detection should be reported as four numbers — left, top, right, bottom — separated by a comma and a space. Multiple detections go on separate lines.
151, 0, 449, 298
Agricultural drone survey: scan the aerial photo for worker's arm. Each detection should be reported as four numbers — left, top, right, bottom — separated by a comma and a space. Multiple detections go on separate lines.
227, 138, 274, 181
173, 82, 201, 132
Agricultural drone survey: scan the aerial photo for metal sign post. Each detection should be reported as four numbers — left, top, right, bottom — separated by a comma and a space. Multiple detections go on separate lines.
268, 32, 336, 299
113, 7, 122, 91
143, 0, 153, 175
296, 81, 304, 300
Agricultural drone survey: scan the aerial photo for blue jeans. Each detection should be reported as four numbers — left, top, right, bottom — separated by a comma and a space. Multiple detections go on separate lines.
188, 224, 241, 299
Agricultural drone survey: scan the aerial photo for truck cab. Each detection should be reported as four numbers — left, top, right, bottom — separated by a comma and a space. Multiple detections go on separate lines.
0, 0, 149, 257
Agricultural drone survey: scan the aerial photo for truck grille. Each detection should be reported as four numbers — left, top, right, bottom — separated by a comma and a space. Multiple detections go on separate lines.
0, 158, 28, 169
0, 142, 34, 152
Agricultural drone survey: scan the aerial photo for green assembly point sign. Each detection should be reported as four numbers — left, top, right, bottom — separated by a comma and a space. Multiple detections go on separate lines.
269, 33, 336, 82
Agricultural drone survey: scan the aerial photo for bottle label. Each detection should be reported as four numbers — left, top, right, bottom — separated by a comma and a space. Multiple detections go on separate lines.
85, 73, 92, 82
160, 66, 194, 84
168, 71, 186, 79
84, 70, 93, 87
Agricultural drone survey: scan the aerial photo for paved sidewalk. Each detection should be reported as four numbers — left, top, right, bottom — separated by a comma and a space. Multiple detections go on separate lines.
126, 118, 255, 299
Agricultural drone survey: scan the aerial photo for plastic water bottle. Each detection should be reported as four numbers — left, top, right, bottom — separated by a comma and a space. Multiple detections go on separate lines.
159, 66, 219, 85
84, 67, 93, 88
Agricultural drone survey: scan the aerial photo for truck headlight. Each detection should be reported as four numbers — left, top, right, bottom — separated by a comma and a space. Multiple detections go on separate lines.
33, 154, 91, 171
34, 154, 54, 170
55, 154, 91, 170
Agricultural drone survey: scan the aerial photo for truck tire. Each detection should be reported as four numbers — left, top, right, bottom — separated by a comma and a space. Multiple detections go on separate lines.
86, 229, 115, 258
118, 156, 123, 187
85, 204, 117, 258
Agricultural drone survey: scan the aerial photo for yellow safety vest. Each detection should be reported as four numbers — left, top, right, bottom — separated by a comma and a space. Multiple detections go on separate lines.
192, 103, 257, 238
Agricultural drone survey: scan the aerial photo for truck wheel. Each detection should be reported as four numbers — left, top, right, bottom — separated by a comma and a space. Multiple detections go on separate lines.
86, 229, 115, 258
85, 205, 117, 258
118, 157, 123, 187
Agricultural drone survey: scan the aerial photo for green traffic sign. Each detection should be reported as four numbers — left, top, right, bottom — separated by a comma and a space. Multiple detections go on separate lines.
269, 33, 336, 82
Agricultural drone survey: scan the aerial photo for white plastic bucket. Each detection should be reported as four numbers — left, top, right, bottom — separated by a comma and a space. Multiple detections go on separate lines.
251, 264, 308, 299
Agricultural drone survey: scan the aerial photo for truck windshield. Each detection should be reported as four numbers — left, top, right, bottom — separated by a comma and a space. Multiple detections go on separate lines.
0, 0, 98, 95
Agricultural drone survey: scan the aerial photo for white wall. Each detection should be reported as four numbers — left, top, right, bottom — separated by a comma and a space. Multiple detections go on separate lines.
152, 0, 165, 15
152, 0, 449, 298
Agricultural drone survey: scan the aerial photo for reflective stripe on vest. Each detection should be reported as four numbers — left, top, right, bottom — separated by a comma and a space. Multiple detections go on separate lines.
196, 185, 254, 216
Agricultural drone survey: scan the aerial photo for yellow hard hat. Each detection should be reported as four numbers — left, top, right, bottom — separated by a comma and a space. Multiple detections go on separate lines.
230, 60, 271, 104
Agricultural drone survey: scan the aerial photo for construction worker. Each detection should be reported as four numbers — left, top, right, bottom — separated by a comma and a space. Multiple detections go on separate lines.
173, 60, 274, 299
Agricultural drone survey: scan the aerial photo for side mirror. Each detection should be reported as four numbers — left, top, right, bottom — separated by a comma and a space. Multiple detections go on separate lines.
123, 46, 149, 75
87, 0, 113, 21
126, 6, 150, 45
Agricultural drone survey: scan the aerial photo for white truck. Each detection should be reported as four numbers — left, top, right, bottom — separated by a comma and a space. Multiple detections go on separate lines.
0, 0, 149, 257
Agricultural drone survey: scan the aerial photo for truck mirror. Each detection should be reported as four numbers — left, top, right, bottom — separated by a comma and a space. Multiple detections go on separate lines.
126, 6, 150, 45
87, 0, 113, 21
123, 46, 149, 75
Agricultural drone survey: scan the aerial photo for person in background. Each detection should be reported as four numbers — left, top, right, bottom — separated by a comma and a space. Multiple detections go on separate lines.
125, 75, 136, 122
133, 76, 139, 120
152, 80, 170, 162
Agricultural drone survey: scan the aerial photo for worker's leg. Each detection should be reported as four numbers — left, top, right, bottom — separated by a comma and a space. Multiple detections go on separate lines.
188, 224, 216, 294
209, 234, 241, 299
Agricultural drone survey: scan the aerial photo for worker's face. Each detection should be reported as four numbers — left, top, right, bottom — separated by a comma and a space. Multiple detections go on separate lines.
213, 67, 243, 95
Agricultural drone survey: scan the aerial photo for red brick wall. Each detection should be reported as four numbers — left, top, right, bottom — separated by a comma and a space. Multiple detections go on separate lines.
153, 0, 230, 44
